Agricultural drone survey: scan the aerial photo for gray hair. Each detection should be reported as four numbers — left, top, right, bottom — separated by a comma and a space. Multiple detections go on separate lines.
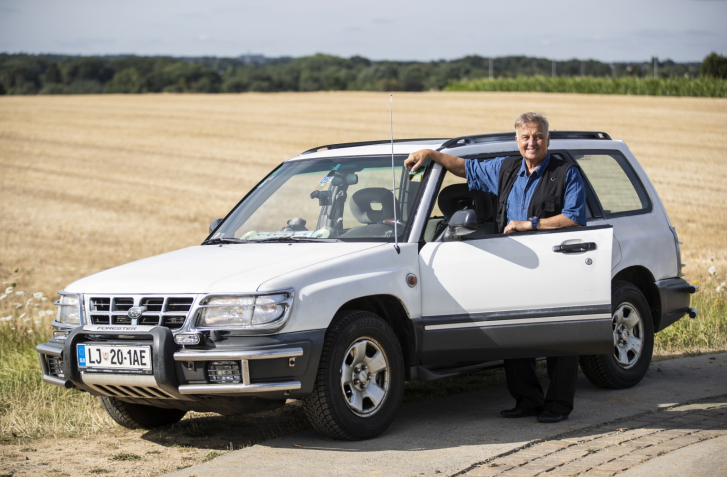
514, 112, 549, 134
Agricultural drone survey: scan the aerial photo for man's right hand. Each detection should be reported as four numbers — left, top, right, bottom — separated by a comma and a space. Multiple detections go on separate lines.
405, 149, 467, 178
404, 149, 434, 172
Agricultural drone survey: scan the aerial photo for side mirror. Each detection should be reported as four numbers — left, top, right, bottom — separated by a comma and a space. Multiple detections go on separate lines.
447, 209, 477, 238
209, 218, 223, 234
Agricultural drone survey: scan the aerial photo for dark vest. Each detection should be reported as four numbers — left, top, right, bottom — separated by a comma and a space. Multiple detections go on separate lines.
495, 155, 574, 234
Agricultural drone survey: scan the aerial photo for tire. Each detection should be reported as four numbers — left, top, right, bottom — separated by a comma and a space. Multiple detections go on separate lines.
303, 310, 405, 440
99, 396, 187, 429
580, 280, 654, 389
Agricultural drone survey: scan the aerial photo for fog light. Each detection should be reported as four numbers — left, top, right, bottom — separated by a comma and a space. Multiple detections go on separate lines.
47, 356, 65, 378
53, 330, 70, 341
208, 360, 242, 384
174, 333, 202, 345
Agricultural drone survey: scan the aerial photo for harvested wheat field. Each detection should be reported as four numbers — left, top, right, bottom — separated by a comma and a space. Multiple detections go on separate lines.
0, 92, 726, 476
1, 92, 725, 292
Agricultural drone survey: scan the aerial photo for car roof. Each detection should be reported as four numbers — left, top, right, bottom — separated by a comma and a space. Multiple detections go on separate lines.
287, 131, 619, 162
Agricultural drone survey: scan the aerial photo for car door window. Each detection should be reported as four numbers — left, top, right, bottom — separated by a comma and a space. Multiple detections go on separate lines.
572, 152, 651, 217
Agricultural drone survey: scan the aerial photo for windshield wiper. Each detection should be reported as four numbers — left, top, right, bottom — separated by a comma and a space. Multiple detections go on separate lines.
202, 237, 246, 245
253, 236, 341, 243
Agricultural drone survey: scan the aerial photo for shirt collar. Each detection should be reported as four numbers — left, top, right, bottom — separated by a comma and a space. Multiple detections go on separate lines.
518, 152, 551, 178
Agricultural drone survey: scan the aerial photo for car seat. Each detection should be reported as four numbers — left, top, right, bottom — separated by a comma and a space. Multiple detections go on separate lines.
437, 184, 494, 239
339, 188, 401, 238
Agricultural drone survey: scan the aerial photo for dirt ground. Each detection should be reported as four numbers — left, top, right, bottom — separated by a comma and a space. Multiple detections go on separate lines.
0, 401, 311, 476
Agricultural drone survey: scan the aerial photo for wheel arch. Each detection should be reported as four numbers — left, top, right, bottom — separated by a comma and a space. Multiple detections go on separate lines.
612, 266, 660, 330
334, 294, 416, 377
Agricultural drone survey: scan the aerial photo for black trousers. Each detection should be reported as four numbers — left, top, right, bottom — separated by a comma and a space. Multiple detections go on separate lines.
504, 356, 579, 415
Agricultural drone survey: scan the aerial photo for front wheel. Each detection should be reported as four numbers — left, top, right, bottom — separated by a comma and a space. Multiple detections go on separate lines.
303, 310, 405, 440
580, 281, 654, 389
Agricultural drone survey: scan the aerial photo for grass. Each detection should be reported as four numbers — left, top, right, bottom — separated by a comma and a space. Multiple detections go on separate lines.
0, 269, 114, 439
110, 452, 141, 461
446, 76, 727, 97
654, 265, 727, 356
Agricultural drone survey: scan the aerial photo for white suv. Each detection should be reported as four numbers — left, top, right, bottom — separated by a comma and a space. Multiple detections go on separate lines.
37, 131, 697, 440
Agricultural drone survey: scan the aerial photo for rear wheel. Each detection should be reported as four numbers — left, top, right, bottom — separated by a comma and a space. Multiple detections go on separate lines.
100, 396, 187, 429
580, 281, 654, 389
303, 310, 404, 440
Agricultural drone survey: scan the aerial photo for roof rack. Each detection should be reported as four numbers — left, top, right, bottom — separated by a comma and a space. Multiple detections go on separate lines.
438, 131, 612, 150
300, 138, 446, 155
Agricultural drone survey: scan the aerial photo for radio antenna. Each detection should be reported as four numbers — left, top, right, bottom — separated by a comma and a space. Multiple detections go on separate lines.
390, 93, 400, 254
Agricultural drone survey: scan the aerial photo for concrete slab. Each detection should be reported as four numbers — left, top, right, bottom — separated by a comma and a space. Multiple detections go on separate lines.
618, 435, 727, 477
164, 353, 727, 477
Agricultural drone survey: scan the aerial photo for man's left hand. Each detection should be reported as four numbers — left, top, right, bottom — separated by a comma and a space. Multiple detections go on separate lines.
503, 214, 581, 233
503, 220, 532, 234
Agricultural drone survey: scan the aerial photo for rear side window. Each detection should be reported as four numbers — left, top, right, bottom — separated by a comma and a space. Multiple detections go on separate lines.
572, 152, 650, 217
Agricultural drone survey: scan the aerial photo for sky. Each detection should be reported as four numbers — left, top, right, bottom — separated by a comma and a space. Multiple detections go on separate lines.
0, 0, 725, 63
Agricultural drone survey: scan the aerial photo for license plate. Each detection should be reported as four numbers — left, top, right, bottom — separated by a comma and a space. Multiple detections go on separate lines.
77, 344, 152, 372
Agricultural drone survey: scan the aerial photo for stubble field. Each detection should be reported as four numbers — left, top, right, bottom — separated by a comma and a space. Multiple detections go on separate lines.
1, 92, 726, 291
1, 92, 726, 476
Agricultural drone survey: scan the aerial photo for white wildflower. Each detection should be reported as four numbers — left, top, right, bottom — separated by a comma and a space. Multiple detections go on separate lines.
0, 294, 5, 301
33, 292, 44, 300
41, 297, 48, 302
23, 318, 30, 323
19, 313, 26, 319
4, 287, 13, 294
15, 291, 24, 296
708, 266, 717, 276
718, 285, 725, 293
27, 329, 33, 334
1, 315, 12, 322
34, 319, 41, 325
14, 303, 22, 309
25, 298, 32, 307
37, 310, 46, 317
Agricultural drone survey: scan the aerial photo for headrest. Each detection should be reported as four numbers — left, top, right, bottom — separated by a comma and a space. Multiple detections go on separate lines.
438, 184, 492, 223
350, 188, 400, 224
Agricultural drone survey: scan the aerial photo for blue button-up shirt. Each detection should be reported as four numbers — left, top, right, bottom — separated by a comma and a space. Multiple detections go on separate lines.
465, 153, 587, 225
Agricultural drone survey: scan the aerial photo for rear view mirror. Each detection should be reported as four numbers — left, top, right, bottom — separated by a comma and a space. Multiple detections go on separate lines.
209, 218, 223, 234
331, 173, 359, 187
446, 209, 477, 239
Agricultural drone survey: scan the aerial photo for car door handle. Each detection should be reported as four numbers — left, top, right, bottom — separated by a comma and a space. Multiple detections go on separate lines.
553, 242, 597, 253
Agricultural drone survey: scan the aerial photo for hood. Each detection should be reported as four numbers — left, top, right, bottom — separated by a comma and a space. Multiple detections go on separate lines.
66, 242, 384, 294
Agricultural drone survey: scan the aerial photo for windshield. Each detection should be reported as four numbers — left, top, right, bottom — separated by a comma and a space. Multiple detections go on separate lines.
209, 155, 428, 243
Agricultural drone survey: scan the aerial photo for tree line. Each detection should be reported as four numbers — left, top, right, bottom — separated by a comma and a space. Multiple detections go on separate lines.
0, 52, 724, 95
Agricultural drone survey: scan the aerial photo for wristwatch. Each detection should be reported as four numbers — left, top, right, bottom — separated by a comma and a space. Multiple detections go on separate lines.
529, 216, 539, 230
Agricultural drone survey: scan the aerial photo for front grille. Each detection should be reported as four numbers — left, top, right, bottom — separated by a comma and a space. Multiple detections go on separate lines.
87, 295, 195, 329
90, 297, 110, 312
47, 356, 65, 378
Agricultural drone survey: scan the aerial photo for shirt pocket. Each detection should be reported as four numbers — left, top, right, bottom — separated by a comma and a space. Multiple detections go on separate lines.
542, 199, 559, 213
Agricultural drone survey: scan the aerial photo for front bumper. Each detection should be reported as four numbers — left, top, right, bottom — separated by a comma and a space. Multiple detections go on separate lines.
37, 326, 324, 401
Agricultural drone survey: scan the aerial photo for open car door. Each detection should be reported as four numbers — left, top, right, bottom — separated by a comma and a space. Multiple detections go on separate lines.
418, 225, 613, 367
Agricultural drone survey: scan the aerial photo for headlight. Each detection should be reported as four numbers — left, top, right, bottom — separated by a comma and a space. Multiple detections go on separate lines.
55, 294, 81, 325
197, 293, 290, 329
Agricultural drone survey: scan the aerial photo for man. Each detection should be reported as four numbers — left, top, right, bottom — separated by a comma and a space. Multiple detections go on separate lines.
404, 112, 586, 423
